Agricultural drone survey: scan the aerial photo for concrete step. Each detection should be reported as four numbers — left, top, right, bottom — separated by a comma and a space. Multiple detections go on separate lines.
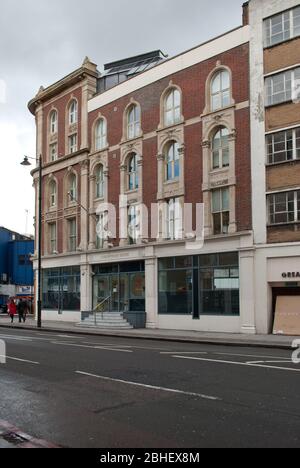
77, 312, 133, 330
77, 323, 133, 329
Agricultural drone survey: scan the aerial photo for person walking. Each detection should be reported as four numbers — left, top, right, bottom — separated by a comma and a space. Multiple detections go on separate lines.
17, 299, 26, 324
7, 298, 17, 324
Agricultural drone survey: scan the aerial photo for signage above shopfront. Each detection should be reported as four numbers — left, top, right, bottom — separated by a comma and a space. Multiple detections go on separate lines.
282, 272, 300, 279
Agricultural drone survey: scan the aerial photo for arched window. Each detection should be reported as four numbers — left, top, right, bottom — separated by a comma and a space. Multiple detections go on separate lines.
127, 105, 141, 140
95, 165, 104, 199
164, 89, 181, 126
212, 127, 230, 169
211, 70, 230, 111
69, 100, 78, 125
68, 173, 77, 202
50, 110, 58, 134
165, 141, 180, 181
128, 153, 139, 191
49, 180, 57, 208
95, 119, 107, 151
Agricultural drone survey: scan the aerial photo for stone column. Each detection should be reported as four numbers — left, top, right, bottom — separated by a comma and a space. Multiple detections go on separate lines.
178, 145, 185, 194
88, 175, 96, 250
157, 154, 164, 200
80, 261, 92, 314
145, 247, 158, 329
80, 159, 89, 251
81, 82, 89, 150
239, 249, 256, 334
119, 165, 128, 246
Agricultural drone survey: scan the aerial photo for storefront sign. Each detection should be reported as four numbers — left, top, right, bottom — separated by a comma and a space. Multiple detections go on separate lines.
282, 272, 300, 279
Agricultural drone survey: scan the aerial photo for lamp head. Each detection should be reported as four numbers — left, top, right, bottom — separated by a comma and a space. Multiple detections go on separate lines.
20, 156, 31, 167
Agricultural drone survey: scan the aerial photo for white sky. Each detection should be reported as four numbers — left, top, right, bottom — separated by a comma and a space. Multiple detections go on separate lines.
0, 0, 243, 236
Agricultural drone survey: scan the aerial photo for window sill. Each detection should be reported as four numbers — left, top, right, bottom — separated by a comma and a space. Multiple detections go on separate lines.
265, 100, 294, 109
267, 222, 300, 228
266, 159, 300, 168
264, 35, 300, 51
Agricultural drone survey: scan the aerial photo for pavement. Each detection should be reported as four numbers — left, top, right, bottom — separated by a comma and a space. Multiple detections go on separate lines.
0, 327, 299, 448
0, 314, 297, 350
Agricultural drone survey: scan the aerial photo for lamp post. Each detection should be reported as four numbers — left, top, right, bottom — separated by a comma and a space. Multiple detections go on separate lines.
21, 154, 42, 328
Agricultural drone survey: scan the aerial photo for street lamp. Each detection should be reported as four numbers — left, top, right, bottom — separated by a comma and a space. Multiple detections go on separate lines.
21, 154, 42, 328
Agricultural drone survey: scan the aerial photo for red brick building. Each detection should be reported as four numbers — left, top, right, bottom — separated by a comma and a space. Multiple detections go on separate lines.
28, 3, 255, 332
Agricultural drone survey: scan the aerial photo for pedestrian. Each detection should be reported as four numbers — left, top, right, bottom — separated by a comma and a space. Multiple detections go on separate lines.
17, 299, 26, 324
7, 298, 17, 324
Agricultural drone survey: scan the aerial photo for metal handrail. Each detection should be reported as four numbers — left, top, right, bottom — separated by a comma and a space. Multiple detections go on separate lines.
93, 296, 112, 325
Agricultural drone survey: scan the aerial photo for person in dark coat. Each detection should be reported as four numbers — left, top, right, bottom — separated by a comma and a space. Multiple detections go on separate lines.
17, 299, 27, 323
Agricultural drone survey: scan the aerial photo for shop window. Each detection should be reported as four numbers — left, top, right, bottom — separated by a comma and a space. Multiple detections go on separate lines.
42, 267, 80, 311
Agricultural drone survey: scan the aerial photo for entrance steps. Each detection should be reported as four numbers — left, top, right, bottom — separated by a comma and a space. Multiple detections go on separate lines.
77, 312, 133, 330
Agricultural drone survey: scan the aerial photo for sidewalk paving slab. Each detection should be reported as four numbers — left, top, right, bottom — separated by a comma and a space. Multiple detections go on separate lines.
0, 315, 297, 350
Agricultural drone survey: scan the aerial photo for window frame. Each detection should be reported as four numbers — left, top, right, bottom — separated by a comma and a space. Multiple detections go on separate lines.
268, 190, 300, 225
164, 88, 181, 127
95, 165, 104, 199
212, 188, 230, 235
212, 127, 230, 170
49, 180, 57, 208
95, 118, 107, 151
265, 68, 300, 107
68, 218, 77, 252
69, 100, 78, 125
211, 70, 231, 112
127, 105, 141, 140
68, 133, 78, 154
127, 153, 139, 191
49, 223, 57, 254
165, 141, 180, 181
264, 6, 300, 48
128, 205, 138, 245
266, 128, 300, 164
50, 110, 58, 134
68, 174, 77, 203
166, 198, 182, 240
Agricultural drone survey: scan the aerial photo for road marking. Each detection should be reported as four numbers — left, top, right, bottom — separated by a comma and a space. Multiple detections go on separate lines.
51, 341, 133, 353
247, 360, 296, 365
214, 352, 291, 361
75, 371, 220, 401
160, 351, 207, 355
0, 334, 32, 342
174, 356, 300, 373
0, 355, 39, 365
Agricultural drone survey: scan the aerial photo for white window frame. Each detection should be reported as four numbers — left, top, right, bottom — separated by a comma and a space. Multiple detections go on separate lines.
266, 128, 300, 164
166, 198, 182, 240
69, 100, 78, 125
69, 133, 78, 154
164, 89, 181, 126
96, 165, 104, 199
127, 105, 141, 140
49, 181, 57, 208
68, 218, 77, 252
264, 7, 300, 48
69, 174, 77, 202
268, 190, 300, 225
50, 111, 58, 134
212, 188, 230, 235
49, 223, 57, 255
265, 67, 300, 106
212, 127, 230, 169
96, 213, 106, 249
49, 223, 57, 254
211, 70, 230, 111
49, 142, 58, 162
127, 154, 139, 191
95, 119, 107, 151
166, 142, 180, 181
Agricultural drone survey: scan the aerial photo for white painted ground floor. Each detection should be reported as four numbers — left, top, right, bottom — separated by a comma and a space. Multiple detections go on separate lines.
33, 234, 300, 335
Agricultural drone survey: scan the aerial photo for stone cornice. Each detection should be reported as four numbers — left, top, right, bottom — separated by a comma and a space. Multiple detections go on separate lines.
28, 59, 99, 115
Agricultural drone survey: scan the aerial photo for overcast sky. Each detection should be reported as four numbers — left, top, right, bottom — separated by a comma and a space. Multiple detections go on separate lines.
0, 0, 243, 235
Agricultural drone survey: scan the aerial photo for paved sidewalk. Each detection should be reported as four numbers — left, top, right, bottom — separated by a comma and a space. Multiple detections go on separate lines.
0, 315, 297, 349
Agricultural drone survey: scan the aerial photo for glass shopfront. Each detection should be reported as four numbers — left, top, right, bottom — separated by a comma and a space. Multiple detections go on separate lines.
42, 267, 80, 311
158, 253, 240, 317
92, 261, 145, 313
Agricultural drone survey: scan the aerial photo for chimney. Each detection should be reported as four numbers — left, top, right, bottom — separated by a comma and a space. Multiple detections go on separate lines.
242, 2, 249, 26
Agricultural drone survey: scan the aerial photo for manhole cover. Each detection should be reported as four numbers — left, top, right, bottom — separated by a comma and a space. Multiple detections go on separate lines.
2, 432, 28, 445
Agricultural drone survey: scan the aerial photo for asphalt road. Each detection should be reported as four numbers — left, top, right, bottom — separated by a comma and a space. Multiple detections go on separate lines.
0, 328, 299, 448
